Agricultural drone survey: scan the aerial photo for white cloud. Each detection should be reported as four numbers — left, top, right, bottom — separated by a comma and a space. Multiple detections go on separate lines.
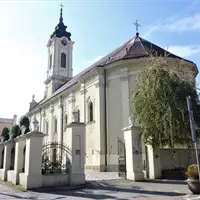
144, 13, 200, 38
167, 45, 200, 57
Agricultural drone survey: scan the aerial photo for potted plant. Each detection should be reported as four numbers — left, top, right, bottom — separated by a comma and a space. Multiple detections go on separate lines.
186, 164, 200, 194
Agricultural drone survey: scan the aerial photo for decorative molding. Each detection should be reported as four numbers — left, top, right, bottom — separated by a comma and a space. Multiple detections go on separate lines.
120, 67, 129, 81
50, 105, 54, 113
93, 98, 96, 106
86, 96, 91, 104
68, 93, 75, 103
80, 85, 85, 95
42, 110, 46, 117
94, 79, 104, 88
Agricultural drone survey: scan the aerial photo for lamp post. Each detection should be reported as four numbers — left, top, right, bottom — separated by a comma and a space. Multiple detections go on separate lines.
187, 96, 200, 183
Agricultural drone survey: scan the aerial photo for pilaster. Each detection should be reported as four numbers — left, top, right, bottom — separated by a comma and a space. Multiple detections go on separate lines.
79, 83, 85, 123
8, 137, 26, 185
0, 140, 15, 181
68, 93, 75, 123
42, 110, 46, 134
58, 99, 63, 144
49, 105, 54, 142
120, 68, 129, 129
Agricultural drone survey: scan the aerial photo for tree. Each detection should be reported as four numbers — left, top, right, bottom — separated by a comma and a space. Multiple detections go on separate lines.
9, 125, 21, 140
130, 56, 200, 148
1, 127, 10, 142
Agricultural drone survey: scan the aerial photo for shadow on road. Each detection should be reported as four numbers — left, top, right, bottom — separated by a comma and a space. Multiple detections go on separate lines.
30, 180, 186, 200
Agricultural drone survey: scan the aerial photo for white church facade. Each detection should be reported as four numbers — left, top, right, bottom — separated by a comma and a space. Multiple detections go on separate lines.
27, 7, 198, 173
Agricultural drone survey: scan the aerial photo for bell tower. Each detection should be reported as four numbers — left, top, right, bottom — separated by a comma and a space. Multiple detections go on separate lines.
44, 4, 74, 98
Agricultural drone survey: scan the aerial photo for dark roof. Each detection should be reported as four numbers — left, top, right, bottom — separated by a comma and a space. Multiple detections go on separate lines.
50, 7, 71, 40
29, 33, 196, 111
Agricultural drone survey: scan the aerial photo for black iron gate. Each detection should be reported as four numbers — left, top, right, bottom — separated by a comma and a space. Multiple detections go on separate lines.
117, 137, 126, 178
42, 141, 72, 174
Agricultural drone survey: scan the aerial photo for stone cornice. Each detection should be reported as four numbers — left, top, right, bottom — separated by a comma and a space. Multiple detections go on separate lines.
50, 105, 54, 113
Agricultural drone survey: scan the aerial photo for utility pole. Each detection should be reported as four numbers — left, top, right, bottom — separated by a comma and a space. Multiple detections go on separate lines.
187, 96, 200, 182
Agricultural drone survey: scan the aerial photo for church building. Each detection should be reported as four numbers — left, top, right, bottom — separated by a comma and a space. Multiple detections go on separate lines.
27, 6, 198, 173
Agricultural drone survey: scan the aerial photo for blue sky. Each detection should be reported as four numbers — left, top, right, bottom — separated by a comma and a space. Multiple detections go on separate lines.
1, 0, 200, 119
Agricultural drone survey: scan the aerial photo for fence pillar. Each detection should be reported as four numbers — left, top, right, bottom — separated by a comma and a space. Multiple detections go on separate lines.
123, 126, 144, 181
11, 137, 26, 185
66, 122, 85, 185
19, 132, 44, 189
147, 145, 161, 179
0, 140, 14, 181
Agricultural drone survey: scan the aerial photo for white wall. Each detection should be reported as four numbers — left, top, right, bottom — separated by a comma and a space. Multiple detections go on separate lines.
160, 149, 197, 170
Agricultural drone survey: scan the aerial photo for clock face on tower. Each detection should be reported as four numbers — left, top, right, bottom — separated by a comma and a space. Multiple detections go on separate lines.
61, 38, 67, 46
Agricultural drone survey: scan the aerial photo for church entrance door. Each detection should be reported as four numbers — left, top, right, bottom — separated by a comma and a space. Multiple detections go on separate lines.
117, 137, 126, 178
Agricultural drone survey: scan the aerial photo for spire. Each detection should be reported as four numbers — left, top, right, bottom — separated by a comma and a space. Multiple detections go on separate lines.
59, 3, 64, 23
50, 3, 71, 40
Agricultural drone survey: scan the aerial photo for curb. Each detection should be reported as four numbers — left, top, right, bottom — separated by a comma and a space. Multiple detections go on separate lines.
29, 184, 85, 192
137, 179, 187, 185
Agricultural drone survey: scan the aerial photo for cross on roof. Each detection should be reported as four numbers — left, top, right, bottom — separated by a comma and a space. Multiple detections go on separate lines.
60, 3, 64, 9
133, 20, 141, 33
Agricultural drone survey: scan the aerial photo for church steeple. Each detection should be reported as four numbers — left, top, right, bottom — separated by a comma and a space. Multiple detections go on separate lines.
45, 4, 74, 98
50, 4, 71, 40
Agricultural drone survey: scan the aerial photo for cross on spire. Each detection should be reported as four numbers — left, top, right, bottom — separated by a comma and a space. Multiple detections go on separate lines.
133, 20, 141, 36
60, 3, 64, 9
59, 3, 64, 23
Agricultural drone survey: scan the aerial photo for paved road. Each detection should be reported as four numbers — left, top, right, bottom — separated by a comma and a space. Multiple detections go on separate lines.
0, 179, 195, 200
0, 171, 196, 200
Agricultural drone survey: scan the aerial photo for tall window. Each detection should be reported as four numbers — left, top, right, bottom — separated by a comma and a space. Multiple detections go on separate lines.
89, 102, 94, 122
65, 115, 68, 125
61, 53, 66, 68
54, 118, 57, 133
49, 54, 52, 69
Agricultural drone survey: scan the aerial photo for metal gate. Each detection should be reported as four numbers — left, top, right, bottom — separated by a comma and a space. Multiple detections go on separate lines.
42, 141, 72, 174
117, 137, 126, 178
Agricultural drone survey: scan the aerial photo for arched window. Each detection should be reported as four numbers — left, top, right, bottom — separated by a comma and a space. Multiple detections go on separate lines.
45, 121, 49, 135
61, 53, 66, 68
49, 54, 52, 69
89, 102, 94, 122
54, 118, 57, 133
